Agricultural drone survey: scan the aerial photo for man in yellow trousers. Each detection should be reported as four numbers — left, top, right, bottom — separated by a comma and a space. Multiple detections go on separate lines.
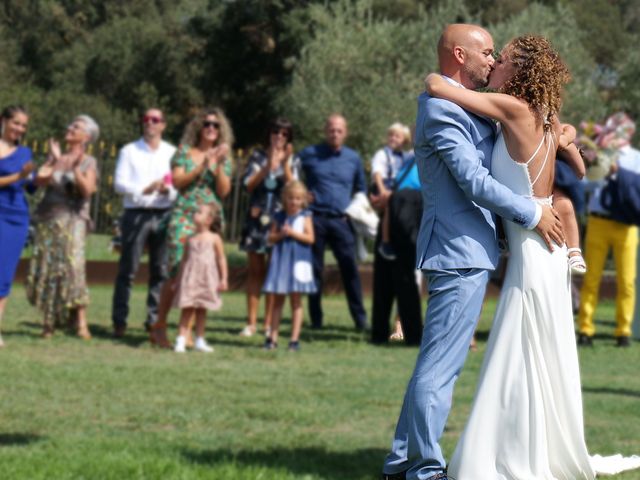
578, 112, 640, 347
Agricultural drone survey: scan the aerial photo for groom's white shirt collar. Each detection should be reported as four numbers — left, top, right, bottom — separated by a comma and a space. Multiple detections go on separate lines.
441, 75, 465, 88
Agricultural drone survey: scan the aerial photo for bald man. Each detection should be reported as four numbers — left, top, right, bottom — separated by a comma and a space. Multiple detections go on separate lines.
382, 25, 563, 480
299, 114, 368, 331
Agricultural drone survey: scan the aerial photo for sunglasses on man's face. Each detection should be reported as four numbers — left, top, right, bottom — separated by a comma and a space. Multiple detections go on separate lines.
142, 116, 164, 125
203, 121, 221, 130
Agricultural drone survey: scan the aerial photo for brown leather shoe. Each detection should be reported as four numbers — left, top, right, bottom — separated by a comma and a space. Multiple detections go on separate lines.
113, 325, 127, 338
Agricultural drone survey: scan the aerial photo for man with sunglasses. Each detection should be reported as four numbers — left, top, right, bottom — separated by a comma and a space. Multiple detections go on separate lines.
299, 113, 368, 331
111, 108, 177, 338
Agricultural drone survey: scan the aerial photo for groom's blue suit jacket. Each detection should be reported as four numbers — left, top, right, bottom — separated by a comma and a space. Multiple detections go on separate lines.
415, 92, 537, 271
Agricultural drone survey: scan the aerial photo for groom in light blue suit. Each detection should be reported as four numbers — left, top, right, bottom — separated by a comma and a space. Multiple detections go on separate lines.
382, 25, 564, 480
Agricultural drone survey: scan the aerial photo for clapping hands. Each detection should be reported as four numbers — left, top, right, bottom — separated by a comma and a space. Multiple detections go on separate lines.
205, 143, 230, 170
267, 142, 292, 169
48, 138, 62, 161
142, 179, 166, 195
19, 161, 35, 179
281, 223, 292, 238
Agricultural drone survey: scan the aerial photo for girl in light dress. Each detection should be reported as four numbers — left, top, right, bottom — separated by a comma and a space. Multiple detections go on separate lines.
262, 180, 316, 351
173, 202, 228, 353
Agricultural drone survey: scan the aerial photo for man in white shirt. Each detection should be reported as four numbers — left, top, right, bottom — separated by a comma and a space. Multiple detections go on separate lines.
111, 108, 177, 338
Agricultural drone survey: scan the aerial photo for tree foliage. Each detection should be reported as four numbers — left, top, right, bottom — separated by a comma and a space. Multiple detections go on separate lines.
277, 0, 470, 156
278, 0, 610, 155
0, 0, 637, 151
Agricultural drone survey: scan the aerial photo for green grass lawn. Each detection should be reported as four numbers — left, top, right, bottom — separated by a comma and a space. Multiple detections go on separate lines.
0, 286, 639, 479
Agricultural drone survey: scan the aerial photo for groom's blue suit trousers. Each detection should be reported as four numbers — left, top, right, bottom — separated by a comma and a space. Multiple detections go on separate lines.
384, 268, 489, 480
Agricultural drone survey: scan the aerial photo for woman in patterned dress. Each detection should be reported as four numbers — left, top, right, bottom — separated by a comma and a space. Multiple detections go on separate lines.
153, 107, 233, 347
237, 118, 299, 338
27, 115, 100, 339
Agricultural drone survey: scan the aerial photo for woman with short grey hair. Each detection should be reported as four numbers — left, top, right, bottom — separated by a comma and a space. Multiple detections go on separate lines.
26, 114, 100, 339
74, 114, 100, 145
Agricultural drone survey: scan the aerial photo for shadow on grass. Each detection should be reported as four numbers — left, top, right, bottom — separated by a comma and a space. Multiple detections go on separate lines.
5, 327, 43, 340
595, 319, 616, 328
583, 386, 640, 398
0, 432, 43, 447
203, 315, 371, 345
181, 446, 386, 479
91, 324, 150, 347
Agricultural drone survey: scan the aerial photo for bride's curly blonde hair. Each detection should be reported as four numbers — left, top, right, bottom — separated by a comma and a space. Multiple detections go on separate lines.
500, 35, 570, 130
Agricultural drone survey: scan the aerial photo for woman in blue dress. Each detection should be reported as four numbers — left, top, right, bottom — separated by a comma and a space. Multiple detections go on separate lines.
0, 105, 34, 347
262, 180, 316, 351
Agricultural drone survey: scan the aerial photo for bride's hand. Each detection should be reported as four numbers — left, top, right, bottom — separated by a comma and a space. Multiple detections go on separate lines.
424, 73, 444, 95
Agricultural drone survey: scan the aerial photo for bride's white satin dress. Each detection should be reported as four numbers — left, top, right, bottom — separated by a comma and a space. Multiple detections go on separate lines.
448, 131, 640, 479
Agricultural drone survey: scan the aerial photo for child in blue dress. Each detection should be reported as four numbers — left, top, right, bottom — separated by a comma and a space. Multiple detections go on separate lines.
262, 180, 316, 351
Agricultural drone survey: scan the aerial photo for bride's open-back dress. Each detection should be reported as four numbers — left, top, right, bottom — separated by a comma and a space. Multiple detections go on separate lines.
448, 130, 640, 479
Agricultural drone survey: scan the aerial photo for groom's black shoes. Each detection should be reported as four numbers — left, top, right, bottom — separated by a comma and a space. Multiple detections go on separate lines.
577, 333, 593, 347
381, 471, 407, 480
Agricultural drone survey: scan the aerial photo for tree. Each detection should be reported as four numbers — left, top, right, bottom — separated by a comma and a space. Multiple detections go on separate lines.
491, 2, 608, 125
276, 0, 471, 157
276, 0, 605, 156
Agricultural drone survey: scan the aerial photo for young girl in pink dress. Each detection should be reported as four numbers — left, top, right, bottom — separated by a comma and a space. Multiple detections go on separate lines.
173, 202, 228, 353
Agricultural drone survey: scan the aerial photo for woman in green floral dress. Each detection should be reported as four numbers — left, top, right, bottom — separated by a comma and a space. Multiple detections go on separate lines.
152, 107, 233, 347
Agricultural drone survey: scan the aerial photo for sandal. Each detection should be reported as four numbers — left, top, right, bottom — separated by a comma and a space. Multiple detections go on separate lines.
567, 248, 587, 275
77, 327, 92, 340
389, 332, 404, 342
149, 323, 172, 349
389, 320, 404, 342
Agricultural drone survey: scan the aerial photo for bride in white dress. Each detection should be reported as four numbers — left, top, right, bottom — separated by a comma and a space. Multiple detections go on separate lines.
426, 35, 640, 479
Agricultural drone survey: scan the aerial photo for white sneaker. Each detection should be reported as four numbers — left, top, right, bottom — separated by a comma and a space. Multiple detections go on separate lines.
174, 335, 187, 353
239, 325, 255, 337
194, 337, 214, 353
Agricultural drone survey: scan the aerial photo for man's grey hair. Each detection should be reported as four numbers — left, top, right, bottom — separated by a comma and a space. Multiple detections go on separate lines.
75, 114, 100, 144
